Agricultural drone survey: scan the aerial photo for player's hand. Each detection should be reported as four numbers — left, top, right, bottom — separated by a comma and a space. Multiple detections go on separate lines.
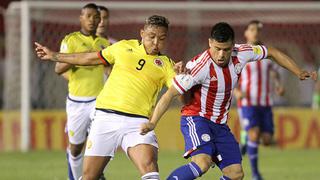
275, 85, 285, 96
174, 61, 190, 74
310, 71, 318, 81
140, 122, 156, 135
34, 42, 55, 61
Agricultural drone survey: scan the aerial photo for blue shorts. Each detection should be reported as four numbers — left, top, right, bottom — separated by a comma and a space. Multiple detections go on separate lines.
240, 106, 274, 134
181, 116, 242, 170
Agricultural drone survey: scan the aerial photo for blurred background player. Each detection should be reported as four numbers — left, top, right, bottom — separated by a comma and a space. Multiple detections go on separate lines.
312, 67, 320, 110
96, 6, 117, 44
35, 15, 181, 180
140, 22, 316, 180
96, 5, 117, 77
234, 20, 285, 180
55, 3, 109, 180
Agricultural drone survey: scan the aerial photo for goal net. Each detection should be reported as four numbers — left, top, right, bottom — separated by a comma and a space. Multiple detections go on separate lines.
2, 1, 320, 151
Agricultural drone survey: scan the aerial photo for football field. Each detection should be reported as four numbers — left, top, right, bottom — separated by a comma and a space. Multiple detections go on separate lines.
0, 148, 319, 180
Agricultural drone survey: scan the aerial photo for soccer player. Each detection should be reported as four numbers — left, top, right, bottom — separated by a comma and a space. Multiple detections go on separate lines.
96, 6, 117, 44
140, 22, 317, 180
234, 20, 285, 180
35, 15, 177, 180
54, 3, 110, 180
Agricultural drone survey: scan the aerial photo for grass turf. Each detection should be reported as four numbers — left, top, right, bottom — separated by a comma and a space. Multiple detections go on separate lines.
0, 148, 319, 180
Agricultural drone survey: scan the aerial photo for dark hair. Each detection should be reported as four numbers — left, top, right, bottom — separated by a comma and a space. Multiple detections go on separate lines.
145, 15, 169, 29
210, 22, 235, 43
98, 5, 109, 13
82, 3, 99, 10
246, 20, 263, 30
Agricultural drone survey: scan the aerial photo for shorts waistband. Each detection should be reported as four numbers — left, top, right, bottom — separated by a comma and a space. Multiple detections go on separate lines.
95, 108, 148, 119
67, 96, 96, 103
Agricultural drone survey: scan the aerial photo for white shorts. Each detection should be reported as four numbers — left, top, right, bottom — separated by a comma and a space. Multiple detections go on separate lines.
84, 110, 158, 157
66, 97, 96, 145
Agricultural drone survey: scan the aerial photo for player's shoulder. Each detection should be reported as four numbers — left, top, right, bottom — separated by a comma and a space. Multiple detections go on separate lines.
61, 31, 81, 43
186, 50, 210, 70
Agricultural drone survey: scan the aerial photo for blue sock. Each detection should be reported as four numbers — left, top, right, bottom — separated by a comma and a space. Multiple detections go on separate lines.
247, 140, 259, 176
167, 162, 202, 180
220, 175, 231, 180
66, 151, 75, 180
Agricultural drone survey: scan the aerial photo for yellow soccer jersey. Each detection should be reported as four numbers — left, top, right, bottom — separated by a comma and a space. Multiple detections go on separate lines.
60, 31, 110, 98
97, 39, 176, 117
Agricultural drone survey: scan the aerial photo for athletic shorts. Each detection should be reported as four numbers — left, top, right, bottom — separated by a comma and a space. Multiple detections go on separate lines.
84, 109, 158, 157
240, 106, 274, 134
181, 116, 242, 170
65, 96, 96, 145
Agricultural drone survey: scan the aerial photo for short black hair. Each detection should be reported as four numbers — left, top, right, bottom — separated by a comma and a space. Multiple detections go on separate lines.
246, 20, 263, 30
98, 5, 109, 13
210, 22, 235, 43
144, 15, 169, 29
82, 3, 99, 10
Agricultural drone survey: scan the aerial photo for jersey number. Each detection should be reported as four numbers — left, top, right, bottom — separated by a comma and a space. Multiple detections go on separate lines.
136, 59, 146, 70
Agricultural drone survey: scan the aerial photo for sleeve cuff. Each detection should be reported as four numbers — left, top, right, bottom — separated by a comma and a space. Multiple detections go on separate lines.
173, 77, 186, 94
260, 45, 268, 59
97, 51, 110, 65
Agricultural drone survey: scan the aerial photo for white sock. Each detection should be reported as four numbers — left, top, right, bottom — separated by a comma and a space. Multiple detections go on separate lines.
67, 149, 83, 180
141, 172, 160, 180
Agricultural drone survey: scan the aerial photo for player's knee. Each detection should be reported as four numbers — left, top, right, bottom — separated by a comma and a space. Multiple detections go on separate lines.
248, 129, 260, 142
69, 143, 84, 157
191, 155, 213, 173
223, 165, 244, 180
261, 135, 272, 146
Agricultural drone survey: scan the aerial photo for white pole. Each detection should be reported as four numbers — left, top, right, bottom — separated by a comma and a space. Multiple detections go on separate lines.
20, 1, 30, 152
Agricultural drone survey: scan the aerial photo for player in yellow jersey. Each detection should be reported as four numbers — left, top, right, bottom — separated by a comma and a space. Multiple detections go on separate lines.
35, 15, 180, 180
54, 3, 109, 180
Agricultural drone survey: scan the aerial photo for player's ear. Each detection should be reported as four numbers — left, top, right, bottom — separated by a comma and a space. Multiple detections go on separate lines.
140, 29, 145, 39
208, 38, 213, 48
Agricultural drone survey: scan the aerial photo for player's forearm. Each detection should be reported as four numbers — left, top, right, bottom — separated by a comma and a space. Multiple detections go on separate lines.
51, 52, 101, 66
150, 87, 180, 126
268, 47, 302, 77
55, 62, 72, 75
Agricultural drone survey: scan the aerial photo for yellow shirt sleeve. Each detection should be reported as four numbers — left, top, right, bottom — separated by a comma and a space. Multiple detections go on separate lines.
98, 41, 120, 65
164, 59, 176, 88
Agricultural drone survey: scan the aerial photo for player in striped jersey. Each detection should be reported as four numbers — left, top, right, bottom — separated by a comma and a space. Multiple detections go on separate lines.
54, 3, 109, 180
234, 20, 285, 180
141, 22, 317, 180
35, 15, 182, 180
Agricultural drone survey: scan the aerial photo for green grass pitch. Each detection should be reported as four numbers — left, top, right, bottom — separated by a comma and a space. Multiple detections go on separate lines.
0, 148, 319, 180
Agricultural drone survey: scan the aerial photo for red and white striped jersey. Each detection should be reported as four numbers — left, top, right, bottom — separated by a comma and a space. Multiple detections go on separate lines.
237, 58, 278, 107
172, 44, 268, 124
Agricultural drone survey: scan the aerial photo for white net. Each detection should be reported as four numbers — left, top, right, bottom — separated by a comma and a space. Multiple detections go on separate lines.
2, 1, 320, 150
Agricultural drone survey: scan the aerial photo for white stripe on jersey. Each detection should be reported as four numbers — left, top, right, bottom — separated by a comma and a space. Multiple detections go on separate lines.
238, 59, 275, 107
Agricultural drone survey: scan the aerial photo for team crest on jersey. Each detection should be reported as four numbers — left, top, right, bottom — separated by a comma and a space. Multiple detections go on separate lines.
154, 58, 163, 67
234, 63, 242, 75
201, 134, 211, 142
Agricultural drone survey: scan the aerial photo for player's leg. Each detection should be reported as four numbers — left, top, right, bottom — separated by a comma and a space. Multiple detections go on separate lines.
167, 116, 215, 179
260, 106, 275, 146
82, 156, 111, 180
238, 107, 249, 155
66, 100, 95, 180
241, 107, 261, 179
82, 110, 122, 180
127, 144, 159, 179
213, 123, 243, 180
121, 116, 160, 180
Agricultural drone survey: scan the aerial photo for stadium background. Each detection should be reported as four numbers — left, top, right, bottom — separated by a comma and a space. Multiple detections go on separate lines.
0, 0, 319, 179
